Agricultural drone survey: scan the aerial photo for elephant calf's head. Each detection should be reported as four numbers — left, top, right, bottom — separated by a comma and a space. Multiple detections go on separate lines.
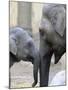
9, 27, 40, 87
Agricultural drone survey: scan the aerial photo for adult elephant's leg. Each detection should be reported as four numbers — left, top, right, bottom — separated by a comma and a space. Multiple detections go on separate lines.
40, 48, 53, 87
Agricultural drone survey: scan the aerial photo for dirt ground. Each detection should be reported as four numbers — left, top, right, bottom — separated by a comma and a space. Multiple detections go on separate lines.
10, 53, 66, 88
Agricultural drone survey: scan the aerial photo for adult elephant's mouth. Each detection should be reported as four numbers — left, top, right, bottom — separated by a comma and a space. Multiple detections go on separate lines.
53, 45, 66, 64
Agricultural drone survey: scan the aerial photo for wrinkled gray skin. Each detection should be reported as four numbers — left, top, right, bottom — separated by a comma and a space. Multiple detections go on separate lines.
39, 4, 66, 87
9, 27, 40, 87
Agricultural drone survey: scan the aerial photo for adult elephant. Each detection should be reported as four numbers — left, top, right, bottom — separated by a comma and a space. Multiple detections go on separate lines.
9, 27, 40, 87
39, 4, 66, 87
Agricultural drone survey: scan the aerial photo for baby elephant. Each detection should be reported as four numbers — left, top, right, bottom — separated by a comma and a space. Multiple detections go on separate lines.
9, 27, 40, 87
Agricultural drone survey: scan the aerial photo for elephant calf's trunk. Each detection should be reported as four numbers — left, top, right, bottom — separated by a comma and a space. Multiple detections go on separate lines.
32, 51, 40, 87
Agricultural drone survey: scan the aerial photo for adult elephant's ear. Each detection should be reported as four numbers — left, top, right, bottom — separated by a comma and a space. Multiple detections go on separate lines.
50, 5, 66, 37
9, 37, 17, 55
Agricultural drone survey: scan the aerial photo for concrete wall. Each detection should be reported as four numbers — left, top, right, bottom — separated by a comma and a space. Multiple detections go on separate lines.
18, 2, 32, 31
9, 1, 18, 28
9, 1, 32, 32
9, 1, 43, 33
31, 3, 43, 48
32, 3, 43, 34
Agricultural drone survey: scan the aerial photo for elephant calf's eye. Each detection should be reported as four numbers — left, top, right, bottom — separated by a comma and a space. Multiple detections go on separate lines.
27, 41, 33, 48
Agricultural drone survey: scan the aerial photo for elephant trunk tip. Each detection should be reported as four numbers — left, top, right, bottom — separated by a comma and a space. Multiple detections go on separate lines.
32, 81, 37, 87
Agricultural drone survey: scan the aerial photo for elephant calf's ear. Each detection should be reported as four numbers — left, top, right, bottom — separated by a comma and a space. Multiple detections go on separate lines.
9, 38, 17, 55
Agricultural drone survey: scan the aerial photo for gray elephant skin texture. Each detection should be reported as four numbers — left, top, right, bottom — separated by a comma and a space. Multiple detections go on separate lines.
9, 27, 40, 87
39, 4, 66, 87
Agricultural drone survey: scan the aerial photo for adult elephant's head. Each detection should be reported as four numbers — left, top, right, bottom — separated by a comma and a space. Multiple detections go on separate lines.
39, 4, 66, 64
9, 27, 40, 87
39, 4, 66, 87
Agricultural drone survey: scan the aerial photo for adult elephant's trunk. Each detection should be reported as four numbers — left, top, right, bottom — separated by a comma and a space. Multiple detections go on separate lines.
40, 51, 53, 87
39, 36, 53, 87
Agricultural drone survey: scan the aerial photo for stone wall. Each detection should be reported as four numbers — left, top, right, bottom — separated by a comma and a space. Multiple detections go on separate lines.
18, 2, 32, 31
9, 1, 18, 28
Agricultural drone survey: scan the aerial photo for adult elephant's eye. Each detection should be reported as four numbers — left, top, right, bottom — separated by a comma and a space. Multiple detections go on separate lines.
39, 29, 44, 36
